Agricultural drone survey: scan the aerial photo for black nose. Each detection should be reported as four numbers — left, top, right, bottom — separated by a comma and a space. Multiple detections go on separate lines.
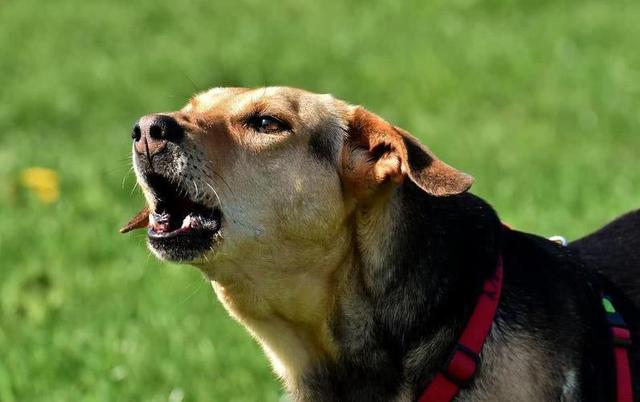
132, 114, 184, 156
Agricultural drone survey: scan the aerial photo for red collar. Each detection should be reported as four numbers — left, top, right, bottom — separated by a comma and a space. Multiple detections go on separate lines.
418, 256, 504, 402
417, 255, 634, 402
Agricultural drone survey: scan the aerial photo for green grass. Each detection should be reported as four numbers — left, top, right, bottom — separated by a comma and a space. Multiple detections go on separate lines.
1, 0, 639, 400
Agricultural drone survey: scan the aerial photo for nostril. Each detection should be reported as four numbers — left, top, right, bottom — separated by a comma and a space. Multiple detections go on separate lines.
132, 125, 142, 141
149, 124, 163, 140
132, 114, 183, 155
153, 115, 184, 142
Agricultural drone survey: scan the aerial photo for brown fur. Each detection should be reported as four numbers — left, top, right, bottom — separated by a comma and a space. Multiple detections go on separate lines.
125, 87, 627, 401
125, 87, 474, 392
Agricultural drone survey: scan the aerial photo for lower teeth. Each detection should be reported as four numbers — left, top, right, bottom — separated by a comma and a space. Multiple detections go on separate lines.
181, 215, 192, 229
149, 211, 217, 234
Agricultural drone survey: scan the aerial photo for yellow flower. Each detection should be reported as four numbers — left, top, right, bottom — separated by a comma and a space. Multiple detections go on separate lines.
20, 167, 60, 204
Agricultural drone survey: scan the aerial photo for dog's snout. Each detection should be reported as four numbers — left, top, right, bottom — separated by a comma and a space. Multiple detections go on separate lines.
132, 114, 184, 156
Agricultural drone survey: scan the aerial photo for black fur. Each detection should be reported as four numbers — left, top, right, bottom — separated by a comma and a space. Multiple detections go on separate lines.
308, 130, 339, 164
571, 210, 640, 307
299, 182, 640, 401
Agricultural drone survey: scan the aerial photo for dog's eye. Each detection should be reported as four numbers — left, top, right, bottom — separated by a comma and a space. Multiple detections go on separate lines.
248, 115, 288, 134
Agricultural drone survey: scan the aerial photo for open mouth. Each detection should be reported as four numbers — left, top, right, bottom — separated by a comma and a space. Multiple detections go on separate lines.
145, 174, 222, 261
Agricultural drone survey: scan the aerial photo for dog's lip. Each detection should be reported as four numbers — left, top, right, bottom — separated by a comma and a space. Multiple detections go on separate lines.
148, 225, 192, 239
141, 172, 223, 244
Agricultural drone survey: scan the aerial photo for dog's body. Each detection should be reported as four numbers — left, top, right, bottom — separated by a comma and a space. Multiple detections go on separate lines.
571, 210, 640, 309
123, 87, 639, 401
296, 191, 639, 402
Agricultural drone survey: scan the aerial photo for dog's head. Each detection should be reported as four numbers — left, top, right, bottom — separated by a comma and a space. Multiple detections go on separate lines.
122, 86, 473, 271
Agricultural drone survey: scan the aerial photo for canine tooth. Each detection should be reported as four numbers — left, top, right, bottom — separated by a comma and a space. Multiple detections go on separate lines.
181, 215, 192, 228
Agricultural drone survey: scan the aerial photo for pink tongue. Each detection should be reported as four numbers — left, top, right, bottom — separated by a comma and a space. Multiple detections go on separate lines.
154, 222, 171, 233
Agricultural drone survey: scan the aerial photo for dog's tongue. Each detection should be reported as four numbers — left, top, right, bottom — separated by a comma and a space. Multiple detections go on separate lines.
119, 206, 150, 234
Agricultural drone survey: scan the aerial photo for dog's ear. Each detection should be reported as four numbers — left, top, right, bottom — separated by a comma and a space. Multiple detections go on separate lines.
120, 206, 150, 234
343, 107, 473, 198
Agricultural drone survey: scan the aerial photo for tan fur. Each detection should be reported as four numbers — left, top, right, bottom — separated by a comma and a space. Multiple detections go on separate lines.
128, 87, 473, 392
344, 107, 473, 199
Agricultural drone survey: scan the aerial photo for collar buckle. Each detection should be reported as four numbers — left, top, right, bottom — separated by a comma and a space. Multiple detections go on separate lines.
441, 343, 481, 387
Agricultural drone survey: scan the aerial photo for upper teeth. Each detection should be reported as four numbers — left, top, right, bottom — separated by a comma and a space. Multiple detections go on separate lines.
151, 212, 170, 225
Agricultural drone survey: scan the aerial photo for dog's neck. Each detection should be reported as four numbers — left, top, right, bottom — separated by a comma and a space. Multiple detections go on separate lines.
205, 183, 502, 400
202, 211, 358, 390
293, 183, 501, 400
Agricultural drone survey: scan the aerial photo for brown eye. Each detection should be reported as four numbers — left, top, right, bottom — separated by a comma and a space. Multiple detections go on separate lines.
248, 115, 288, 133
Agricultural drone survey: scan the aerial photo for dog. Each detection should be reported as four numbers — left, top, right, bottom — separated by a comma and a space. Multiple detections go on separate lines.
122, 86, 639, 401
570, 210, 640, 308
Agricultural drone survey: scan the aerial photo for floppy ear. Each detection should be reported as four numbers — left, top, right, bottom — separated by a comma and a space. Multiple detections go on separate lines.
119, 206, 150, 234
343, 107, 473, 197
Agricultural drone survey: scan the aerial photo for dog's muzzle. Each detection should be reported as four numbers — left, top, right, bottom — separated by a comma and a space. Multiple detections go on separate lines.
127, 114, 223, 262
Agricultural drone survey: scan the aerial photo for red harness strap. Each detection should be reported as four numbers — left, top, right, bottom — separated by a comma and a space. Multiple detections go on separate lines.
418, 256, 504, 402
613, 328, 633, 402
603, 294, 634, 402
417, 257, 634, 402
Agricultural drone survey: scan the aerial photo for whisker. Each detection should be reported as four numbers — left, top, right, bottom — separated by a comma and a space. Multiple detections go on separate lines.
192, 179, 199, 200
200, 176, 254, 230
122, 171, 129, 191
175, 66, 200, 93
205, 160, 235, 197
175, 279, 205, 306
123, 166, 141, 195
200, 177, 223, 210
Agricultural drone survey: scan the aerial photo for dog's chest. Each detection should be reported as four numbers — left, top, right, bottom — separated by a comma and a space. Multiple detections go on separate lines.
454, 330, 580, 401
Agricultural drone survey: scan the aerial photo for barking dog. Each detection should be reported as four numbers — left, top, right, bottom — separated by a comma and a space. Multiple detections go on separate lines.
122, 87, 639, 401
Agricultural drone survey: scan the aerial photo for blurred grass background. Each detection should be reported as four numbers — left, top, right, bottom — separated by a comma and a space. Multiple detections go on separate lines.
1, 0, 639, 401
